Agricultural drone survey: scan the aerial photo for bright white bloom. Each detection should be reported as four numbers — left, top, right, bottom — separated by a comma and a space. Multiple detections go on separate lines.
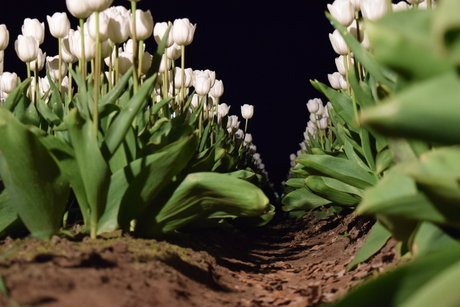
318, 117, 329, 130
347, 20, 364, 43
0, 25, 9, 51
140, 51, 153, 75
118, 51, 133, 75
158, 54, 171, 73
306, 98, 323, 114
361, 0, 388, 21
15, 35, 39, 63
106, 6, 131, 44
327, 72, 344, 90
130, 10, 154, 41
166, 43, 181, 60
327, 0, 354, 27
350, 0, 361, 11
218, 103, 230, 117
46, 55, 68, 81
335, 56, 347, 75
47, 13, 70, 39
69, 30, 95, 61
191, 94, 200, 108
62, 31, 78, 63
194, 75, 212, 95
172, 18, 196, 46
22, 18, 45, 45
174, 67, 193, 88
66, 0, 92, 19
0, 72, 18, 93
241, 104, 254, 119
154, 21, 174, 47
85, 0, 114, 13
329, 30, 348, 55
88, 11, 110, 41
244, 133, 253, 145
227, 115, 240, 132
210, 80, 224, 98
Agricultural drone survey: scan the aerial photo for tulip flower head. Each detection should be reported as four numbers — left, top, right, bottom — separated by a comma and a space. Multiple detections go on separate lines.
329, 30, 348, 55
361, 0, 388, 21
0, 24, 9, 51
46, 55, 68, 81
210, 79, 224, 98
29, 48, 46, 72
22, 18, 45, 45
154, 22, 174, 47
0, 72, 18, 94
241, 104, 254, 119
172, 18, 196, 46
107, 10, 131, 44
130, 9, 154, 41
327, 0, 354, 27
166, 43, 181, 60
47, 13, 71, 39
66, 0, 93, 19
15, 35, 39, 63
194, 75, 212, 96
85, 0, 114, 13
88, 11, 110, 42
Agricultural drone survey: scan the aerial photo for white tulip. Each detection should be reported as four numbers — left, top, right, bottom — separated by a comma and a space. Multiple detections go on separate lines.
62, 31, 78, 63
118, 51, 133, 75
22, 18, 45, 45
241, 104, 254, 119
0, 72, 18, 93
306, 98, 322, 114
210, 80, 224, 98
130, 10, 154, 41
0, 24, 9, 51
194, 75, 212, 95
66, 0, 92, 19
166, 43, 181, 60
361, 0, 388, 21
107, 10, 131, 44
88, 11, 110, 42
328, 72, 342, 90
329, 30, 348, 55
15, 35, 39, 63
47, 13, 71, 39
69, 30, 95, 62
327, 0, 354, 27
218, 103, 230, 117
154, 22, 174, 47
85, 0, 114, 13
141, 51, 153, 75
29, 48, 46, 72
46, 55, 68, 81
172, 18, 196, 46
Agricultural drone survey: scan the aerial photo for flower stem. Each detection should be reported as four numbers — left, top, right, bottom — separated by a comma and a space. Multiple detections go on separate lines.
181, 45, 185, 112
130, 1, 139, 94
58, 37, 63, 101
93, 11, 101, 137
79, 18, 87, 82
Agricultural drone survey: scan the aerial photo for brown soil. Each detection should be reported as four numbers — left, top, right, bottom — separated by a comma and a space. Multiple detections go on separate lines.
0, 211, 398, 307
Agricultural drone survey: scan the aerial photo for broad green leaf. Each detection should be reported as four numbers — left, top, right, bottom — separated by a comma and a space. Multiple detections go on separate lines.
29, 126, 90, 226
360, 71, 460, 145
297, 153, 377, 189
375, 146, 393, 175
0, 108, 70, 239
65, 109, 111, 237
188, 147, 226, 173
36, 99, 61, 126
134, 172, 270, 236
366, 9, 454, 81
99, 67, 133, 106
0, 190, 25, 238
332, 242, 460, 307
305, 176, 361, 206
281, 187, 332, 212
118, 133, 199, 229
432, 0, 460, 65
285, 178, 305, 188
347, 221, 391, 270
103, 74, 157, 156
2, 78, 30, 111
311, 80, 355, 126
411, 222, 460, 258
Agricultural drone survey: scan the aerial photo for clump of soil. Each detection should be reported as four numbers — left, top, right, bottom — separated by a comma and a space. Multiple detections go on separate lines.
0, 211, 398, 307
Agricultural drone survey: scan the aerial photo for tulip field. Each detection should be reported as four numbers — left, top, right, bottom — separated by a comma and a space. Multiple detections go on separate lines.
1, 0, 460, 306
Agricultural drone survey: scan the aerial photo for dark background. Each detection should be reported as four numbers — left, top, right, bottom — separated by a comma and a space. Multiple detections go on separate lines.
0, 0, 336, 188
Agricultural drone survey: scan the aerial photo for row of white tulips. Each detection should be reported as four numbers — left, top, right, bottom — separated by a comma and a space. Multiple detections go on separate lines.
0, 0, 268, 176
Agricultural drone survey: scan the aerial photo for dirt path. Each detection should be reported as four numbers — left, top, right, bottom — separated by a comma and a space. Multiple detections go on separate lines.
0, 212, 398, 307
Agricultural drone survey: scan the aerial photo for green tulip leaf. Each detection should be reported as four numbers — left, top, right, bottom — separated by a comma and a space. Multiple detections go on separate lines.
282, 186, 332, 212
0, 108, 70, 239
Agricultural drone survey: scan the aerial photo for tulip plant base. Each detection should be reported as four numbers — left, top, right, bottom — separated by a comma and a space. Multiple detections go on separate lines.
0, 213, 398, 307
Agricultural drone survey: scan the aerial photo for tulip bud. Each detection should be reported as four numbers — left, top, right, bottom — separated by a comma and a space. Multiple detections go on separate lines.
85, 0, 114, 13
141, 51, 153, 75
327, 72, 343, 90
327, 0, 354, 27
69, 30, 95, 62
174, 67, 193, 88
329, 30, 348, 55
154, 22, 174, 47
318, 117, 329, 130
210, 79, 224, 98
244, 133, 253, 145
166, 43, 181, 60
118, 51, 133, 75
0, 25, 9, 51
241, 104, 254, 119
22, 18, 45, 45
130, 10, 154, 41
0, 72, 18, 93
88, 11, 110, 42
62, 31, 78, 63
15, 35, 39, 63
194, 75, 212, 95
47, 13, 71, 39
306, 98, 322, 114
107, 10, 131, 44
46, 55, 68, 81
335, 56, 347, 75
191, 93, 200, 108
66, 0, 92, 19
218, 103, 230, 117
361, 0, 388, 21
172, 18, 196, 46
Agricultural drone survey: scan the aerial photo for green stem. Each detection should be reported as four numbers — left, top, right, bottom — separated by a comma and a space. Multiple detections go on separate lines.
426, 0, 432, 9
68, 63, 73, 103
138, 39, 144, 79
93, 11, 100, 138
130, 1, 139, 94
181, 45, 185, 112
79, 18, 87, 83
58, 37, 63, 98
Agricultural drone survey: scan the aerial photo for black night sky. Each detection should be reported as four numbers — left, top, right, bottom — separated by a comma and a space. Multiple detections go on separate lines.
0, 0, 337, 186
